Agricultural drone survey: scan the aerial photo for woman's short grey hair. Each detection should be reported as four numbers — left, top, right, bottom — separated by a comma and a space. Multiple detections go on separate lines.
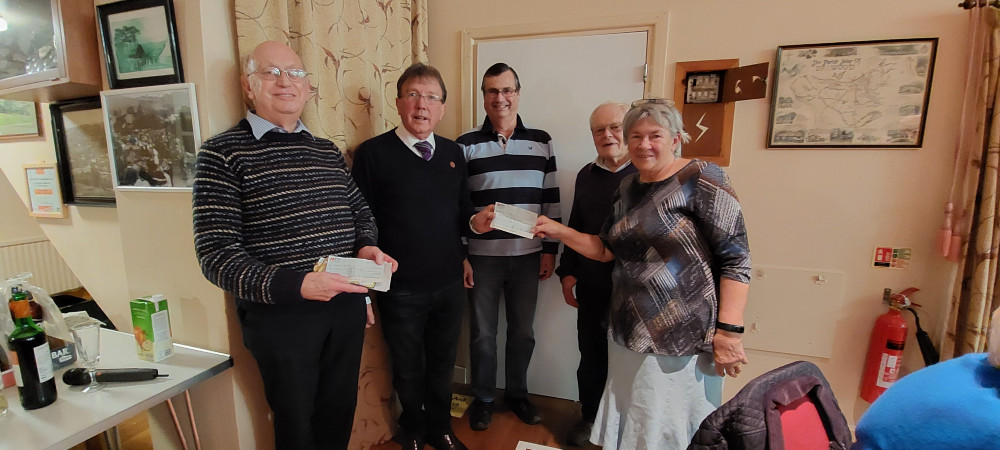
622, 100, 691, 157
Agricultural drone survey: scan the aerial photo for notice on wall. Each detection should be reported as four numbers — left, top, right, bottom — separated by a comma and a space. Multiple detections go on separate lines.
23, 163, 65, 218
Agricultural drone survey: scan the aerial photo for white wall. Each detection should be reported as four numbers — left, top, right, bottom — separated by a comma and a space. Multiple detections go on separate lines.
0, 170, 46, 244
429, 0, 967, 426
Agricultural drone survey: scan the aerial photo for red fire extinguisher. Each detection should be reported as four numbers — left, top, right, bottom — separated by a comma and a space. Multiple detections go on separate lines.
859, 287, 918, 403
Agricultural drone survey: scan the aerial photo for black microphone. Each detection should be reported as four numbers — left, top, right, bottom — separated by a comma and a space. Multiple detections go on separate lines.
62, 368, 166, 385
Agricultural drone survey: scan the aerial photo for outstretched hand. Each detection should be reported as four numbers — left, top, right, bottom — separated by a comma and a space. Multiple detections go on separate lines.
532, 215, 566, 239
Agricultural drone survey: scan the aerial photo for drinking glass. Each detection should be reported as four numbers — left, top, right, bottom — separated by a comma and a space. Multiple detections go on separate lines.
70, 320, 104, 393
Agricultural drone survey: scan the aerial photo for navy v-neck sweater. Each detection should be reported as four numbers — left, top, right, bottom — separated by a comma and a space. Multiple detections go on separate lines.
352, 130, 475, 290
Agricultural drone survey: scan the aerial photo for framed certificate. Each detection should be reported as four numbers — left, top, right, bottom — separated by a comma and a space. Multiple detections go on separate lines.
23, 163, 66, 218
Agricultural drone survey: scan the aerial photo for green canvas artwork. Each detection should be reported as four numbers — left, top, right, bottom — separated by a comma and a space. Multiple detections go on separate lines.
113, 18, 172, 75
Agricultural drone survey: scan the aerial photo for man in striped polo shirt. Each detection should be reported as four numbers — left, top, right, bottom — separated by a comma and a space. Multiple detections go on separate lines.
457, 62, 561, 431
193, 41, 397, 449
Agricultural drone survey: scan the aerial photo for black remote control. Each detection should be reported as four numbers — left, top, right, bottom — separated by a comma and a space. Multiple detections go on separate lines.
62, 368, 165, 385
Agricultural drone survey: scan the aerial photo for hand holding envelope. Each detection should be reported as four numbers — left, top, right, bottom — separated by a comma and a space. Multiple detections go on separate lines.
490, 202, 539, 239
316, 255, 393, 292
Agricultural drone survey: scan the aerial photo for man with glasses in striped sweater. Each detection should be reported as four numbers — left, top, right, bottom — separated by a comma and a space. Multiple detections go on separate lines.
457, 62, 561, 432
193, 41, 396, 450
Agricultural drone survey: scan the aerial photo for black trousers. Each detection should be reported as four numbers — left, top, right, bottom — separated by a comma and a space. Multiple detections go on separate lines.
238, 293, 367, 450
378, 281, 464, 436
576, 282, 612, 420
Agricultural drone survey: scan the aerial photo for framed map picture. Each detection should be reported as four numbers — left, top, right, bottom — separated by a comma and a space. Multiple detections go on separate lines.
767, 38, 937, 148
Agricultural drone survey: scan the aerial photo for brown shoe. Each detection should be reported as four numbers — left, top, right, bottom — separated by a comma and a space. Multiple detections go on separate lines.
426, 432, 467, 450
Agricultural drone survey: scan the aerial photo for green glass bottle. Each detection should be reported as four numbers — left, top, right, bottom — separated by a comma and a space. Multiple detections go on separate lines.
7, 288, 57, 409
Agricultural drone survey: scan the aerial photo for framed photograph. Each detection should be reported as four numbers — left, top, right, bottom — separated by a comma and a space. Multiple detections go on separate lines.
51, 98, 116, 206
97, 0, 184, 89
0, 100, 42, 140
767, 38, 938, 148
23, 163, 66, 218
101, 83, 201, 191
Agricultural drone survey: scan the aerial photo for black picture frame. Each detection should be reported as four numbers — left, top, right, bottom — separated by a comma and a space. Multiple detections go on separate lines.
767, 38, 937, 149
97, 0, 184, 89
51, 98, 116, 206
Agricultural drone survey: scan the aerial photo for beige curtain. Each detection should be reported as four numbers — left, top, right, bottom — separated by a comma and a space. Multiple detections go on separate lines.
941, 7, 1000, 359
233, 1, 429, 447
235, 0, 428, 160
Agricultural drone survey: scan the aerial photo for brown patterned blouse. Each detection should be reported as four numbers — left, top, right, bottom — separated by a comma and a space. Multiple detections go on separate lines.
601, 159, 752, 356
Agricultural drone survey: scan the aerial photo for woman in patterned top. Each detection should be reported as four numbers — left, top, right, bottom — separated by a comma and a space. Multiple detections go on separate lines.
533, 99, 752, 449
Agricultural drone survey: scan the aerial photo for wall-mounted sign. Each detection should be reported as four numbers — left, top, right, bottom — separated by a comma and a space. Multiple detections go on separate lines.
23, 163, 66, 218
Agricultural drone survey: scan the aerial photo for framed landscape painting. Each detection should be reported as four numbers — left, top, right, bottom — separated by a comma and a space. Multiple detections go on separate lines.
97, 0, 183, 89
0, 100, 41, 140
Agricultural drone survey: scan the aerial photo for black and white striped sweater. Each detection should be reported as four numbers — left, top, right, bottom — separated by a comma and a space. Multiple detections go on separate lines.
192, 120, 378, 305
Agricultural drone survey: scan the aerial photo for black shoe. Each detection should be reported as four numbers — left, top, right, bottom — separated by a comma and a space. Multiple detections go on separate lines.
468, 399, 494, 431
566, 418, 594, 446
505, 396, 541, 425
398, 435, 426, 450
426, 432, 468, 450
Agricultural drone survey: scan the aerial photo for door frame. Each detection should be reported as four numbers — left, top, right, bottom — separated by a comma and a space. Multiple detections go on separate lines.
459, 12, 670, 132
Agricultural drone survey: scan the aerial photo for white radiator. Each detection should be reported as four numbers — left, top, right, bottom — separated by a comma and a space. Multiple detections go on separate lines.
0, 238, 81, 294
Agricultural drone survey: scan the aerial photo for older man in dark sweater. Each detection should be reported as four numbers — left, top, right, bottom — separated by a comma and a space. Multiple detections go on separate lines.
193, 41, 396, 450
555, 102, 636, 446
352, 63, 491, 450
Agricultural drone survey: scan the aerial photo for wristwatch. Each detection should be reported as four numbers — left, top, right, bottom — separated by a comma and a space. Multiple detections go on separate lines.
716, 321, 745, 334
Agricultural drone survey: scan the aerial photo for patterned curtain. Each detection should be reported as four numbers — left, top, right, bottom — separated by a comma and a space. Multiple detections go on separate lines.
235, 0, 428, 161
941, 7, 1000, 359
233, 1, 429, 447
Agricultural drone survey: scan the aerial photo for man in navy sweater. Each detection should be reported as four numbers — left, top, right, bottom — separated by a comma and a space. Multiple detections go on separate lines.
555, 102, 636, 446
352, 63, 491, 450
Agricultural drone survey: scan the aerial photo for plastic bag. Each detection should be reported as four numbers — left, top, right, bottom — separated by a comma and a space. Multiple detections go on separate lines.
1, 272, 77, 369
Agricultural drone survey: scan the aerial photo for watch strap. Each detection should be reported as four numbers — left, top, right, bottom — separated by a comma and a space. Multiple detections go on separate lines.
716, 321, 745, 334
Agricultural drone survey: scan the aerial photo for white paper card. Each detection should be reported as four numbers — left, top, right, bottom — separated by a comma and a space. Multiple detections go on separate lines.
515, 442, 559, 450
323, 256, 392, 292
491, 202, 538, 239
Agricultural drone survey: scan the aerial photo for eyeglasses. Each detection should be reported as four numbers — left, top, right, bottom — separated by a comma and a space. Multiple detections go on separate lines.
631, 98, 675, 107
484, 87, 519, 98
402, 91, 444, 104
591, 123, 623, 136
252, 67, 309, 82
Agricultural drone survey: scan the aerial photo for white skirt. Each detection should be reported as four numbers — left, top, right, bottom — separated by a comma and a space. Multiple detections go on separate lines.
590, 341, 723, 450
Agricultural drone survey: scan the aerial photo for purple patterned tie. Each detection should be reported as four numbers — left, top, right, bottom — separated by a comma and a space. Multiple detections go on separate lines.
415, 140, 432, 161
